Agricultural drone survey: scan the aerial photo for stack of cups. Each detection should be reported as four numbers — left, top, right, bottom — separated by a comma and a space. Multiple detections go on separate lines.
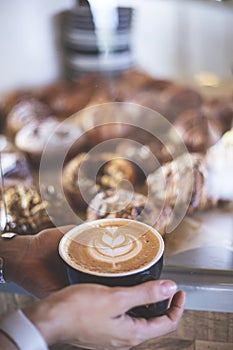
60, 0, 134, 77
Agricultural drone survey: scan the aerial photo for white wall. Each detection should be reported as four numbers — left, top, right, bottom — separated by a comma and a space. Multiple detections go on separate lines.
121, 0, 233, 82
0, 0, 75, 94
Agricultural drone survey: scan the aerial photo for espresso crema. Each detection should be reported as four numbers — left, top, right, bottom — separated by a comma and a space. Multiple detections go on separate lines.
60, 219, 163, 276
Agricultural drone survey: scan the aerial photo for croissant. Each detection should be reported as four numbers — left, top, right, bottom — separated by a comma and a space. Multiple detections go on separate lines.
86, 189, 172, 237
147, 128, 233, 215
63, 153, 139, 211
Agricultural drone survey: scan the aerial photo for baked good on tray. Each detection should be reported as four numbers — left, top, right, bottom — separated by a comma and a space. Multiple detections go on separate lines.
158, 85, 203, 122
62, 152, 142, 211
172, 109, 219, 153
1, 184, 54, 234
6, 98, 51, 140
1, 183, 78, 235
147, 152, 222, 216
201, 97, 233, 134
86, 189, 173, 237
15, 117, 87, 166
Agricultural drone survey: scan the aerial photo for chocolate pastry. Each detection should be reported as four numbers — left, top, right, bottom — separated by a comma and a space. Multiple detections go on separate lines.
15, 117, 86, 167
113, 69, 161, 101
128, 78, 174, 114
86, 189, 172, 237
173, 109, 219, 153
159, 85, 203, 122
1, 184, 54, 234
147, 153, 218, 215
129, 90, 165, 116
201, 98, 233, 135
63, 153, 139, 211
6, 98, 51, 139
41, 74, 108, 118
45, 84, 91, 119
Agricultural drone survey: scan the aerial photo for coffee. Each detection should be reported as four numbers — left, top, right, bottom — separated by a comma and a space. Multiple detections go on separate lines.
60, 219, 163, 276
59, 219, 167, 318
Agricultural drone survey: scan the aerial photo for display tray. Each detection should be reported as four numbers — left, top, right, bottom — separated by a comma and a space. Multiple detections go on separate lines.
162, 205, 233, 312
164, 207, 233, 270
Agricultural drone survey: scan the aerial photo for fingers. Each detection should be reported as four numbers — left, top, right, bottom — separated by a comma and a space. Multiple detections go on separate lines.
130, 290, 185, 341
166, 290, 186, 324
114, 280, 177, 314
148, 290, 186, 337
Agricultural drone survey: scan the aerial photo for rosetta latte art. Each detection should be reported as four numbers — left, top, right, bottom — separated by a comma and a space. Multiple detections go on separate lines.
89, 226, 143, 266
65, 220, 162, 275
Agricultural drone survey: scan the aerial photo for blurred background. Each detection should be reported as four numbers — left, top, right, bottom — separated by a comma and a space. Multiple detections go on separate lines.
0, 0, 232, 94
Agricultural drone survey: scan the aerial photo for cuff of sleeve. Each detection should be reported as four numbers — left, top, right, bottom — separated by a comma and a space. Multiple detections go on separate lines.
0, 309, 48, 350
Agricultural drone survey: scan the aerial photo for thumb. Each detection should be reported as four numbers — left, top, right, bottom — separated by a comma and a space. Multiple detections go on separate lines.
117, 280, 177, 313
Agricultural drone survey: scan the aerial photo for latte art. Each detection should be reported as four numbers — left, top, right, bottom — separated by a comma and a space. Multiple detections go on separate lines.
91, 227, 143, 266
61, 219, 163, 276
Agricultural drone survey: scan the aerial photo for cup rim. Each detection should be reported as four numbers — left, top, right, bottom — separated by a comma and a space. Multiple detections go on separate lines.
59, 218, 164, 277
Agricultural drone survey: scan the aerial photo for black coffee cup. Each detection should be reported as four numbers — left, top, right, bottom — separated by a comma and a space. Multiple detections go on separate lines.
59, 218, 168, 318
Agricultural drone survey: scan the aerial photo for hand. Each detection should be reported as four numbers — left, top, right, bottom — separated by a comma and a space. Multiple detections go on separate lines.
1, 226, 73, 298
23, 280, 185, 350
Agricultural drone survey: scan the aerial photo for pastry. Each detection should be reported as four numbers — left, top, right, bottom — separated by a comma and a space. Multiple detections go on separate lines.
86, 189, 173, 237
15, 117, 87, 167
63, 152, 139, 211
113, 69, 162, 101
159, 85, 203, 122
6, 98, 51, 140
1, 184, 54, 234
201, 98, 233, 135
128, 78, 174, 114
44, 83, 91, 119
172, 109, 218, 153
147, 153, 218, 215
41, 74, 107, 118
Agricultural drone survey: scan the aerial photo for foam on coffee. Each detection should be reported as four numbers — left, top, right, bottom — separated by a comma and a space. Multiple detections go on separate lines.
60, 219, 163, 276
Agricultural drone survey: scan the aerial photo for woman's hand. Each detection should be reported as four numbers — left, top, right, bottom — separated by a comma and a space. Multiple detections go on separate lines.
0, 226, 73, 298
23, 280, 185, 350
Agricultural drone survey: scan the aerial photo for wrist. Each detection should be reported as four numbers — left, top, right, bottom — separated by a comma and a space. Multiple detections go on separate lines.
23, 299, 59, 346
0, 234, 31, 282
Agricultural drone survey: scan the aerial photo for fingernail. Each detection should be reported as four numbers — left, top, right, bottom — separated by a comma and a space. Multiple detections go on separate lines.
160, 281, 177, 296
